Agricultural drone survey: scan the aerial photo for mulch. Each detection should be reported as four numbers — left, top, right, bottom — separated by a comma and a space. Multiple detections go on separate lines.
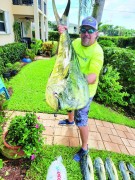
0, 155, 31, 180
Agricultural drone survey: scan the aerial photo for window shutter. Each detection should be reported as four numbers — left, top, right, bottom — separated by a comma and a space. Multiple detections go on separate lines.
4, 11, 11, 34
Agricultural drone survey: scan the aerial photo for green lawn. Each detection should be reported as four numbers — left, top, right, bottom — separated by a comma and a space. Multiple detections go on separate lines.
26, 145, 135, 180
7, 57, 135, 128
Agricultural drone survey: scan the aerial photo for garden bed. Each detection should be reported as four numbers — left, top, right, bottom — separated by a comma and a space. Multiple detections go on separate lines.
0, 155, 31, 180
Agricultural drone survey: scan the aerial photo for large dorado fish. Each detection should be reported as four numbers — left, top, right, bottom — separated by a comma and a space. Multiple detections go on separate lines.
45, 0, 89, 111
94, 157, 106, 180
80, 154, 94, 180
119, 161, 131, 180
105, 157, 119, 180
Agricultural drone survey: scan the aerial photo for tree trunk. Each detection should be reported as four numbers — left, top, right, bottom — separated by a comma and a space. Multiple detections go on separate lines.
78, 0, 81, 33
92, 0, 105, 23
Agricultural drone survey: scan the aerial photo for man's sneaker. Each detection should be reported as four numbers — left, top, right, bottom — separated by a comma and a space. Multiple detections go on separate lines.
58, 119, 75, 126
73, 148, 89, 162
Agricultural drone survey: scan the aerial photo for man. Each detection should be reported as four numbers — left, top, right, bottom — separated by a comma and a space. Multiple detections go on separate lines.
58, 16, 104, 162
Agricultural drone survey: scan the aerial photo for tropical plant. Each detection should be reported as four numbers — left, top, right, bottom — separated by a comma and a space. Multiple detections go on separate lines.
25, 49, 35, 61
5, 112, 45, 159
42, 41, 54, 52
30, 39, 43, 55
13, 21, 21, 42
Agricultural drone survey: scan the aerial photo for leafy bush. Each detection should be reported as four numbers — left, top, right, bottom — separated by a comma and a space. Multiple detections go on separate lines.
48, 31, 59, 41
98, 36, 135, 49
0, 57, 4, 75
102, 46, 135, 116
99, 39, 116, 47
51, 41, 58, 56
0, 93, 8, 134
96, 66, 129, 107
48, 31, 79, 41
0, 43, 27, 65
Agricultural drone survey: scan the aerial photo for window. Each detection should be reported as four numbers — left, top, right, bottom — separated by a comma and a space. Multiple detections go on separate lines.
0, 10, 10, 34
0, 11, 5, 32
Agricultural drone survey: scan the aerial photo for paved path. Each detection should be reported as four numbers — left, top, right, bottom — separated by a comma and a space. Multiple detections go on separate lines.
4, 111, 135, 156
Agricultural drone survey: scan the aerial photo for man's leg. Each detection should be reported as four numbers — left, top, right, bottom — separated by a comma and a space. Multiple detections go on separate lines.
79, 126, 89, 150
73, 97, 93, 162
58, 111, 74, 125
68, 111, 74, 122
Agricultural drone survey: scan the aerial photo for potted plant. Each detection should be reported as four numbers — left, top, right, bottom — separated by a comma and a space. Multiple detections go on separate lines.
2, 112, 45, 160
11, 62, 21, 76
2, 63, 13, 79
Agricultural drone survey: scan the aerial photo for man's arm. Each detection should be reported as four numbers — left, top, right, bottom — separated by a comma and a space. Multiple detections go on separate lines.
87, 50, 104, 84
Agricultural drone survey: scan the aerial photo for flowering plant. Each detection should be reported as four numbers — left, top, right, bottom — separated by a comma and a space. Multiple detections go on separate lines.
5, 112, 45, 160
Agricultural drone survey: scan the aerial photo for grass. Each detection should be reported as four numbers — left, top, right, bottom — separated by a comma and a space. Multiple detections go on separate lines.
7, 57, 135, 128
25, 145, 135, 180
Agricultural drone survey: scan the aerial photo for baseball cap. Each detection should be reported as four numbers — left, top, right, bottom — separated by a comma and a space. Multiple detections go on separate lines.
81, 16, 98, 30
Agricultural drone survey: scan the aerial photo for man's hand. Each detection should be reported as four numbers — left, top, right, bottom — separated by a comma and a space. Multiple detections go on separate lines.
86, 73, 97, 84
58, 25, 67, 34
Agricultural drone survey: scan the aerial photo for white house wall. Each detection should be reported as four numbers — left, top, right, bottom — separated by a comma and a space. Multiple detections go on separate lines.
0, 0, 14, 45
0, 0, 48, 46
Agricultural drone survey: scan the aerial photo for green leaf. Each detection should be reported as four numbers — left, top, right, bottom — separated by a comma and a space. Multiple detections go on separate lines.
0, 159, 3, 169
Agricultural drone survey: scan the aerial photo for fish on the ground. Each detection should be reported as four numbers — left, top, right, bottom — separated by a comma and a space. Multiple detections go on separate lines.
80, 154, 94, 180
45, 0, 89, 111
94, 157, 106, 180
105, 157, 118, 180
119, 161, 131, 180
127, 162, 135, 180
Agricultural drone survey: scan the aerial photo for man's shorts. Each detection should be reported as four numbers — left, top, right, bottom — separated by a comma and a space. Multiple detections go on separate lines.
74, 97, 93, 127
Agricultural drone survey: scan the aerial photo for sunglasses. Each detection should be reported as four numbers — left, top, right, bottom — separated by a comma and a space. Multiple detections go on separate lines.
80, 28, 96, 34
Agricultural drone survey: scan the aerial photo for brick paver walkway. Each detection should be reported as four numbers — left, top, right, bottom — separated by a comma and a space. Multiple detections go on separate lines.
4, 111, 135, 156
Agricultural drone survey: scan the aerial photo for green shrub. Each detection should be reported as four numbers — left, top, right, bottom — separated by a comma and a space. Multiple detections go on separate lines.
48, 31, 59, 41
0, 42, 27, 65
98, 36, 135, 49
48, 31, 79, 41
0, 57, 4, 75
0, 92, 8, 134
102, 47, 135, 116
98, 39, 116, 47
51, 41, 58, 56
96, 66, 129, 107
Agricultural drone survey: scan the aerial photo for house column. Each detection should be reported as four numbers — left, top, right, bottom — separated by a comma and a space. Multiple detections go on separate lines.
45, 0, 48, 41
34, 0, 40, 39
41, 0, 45, 41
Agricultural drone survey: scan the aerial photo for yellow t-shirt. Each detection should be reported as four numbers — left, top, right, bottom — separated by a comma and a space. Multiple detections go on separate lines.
72, 38, 104, 98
